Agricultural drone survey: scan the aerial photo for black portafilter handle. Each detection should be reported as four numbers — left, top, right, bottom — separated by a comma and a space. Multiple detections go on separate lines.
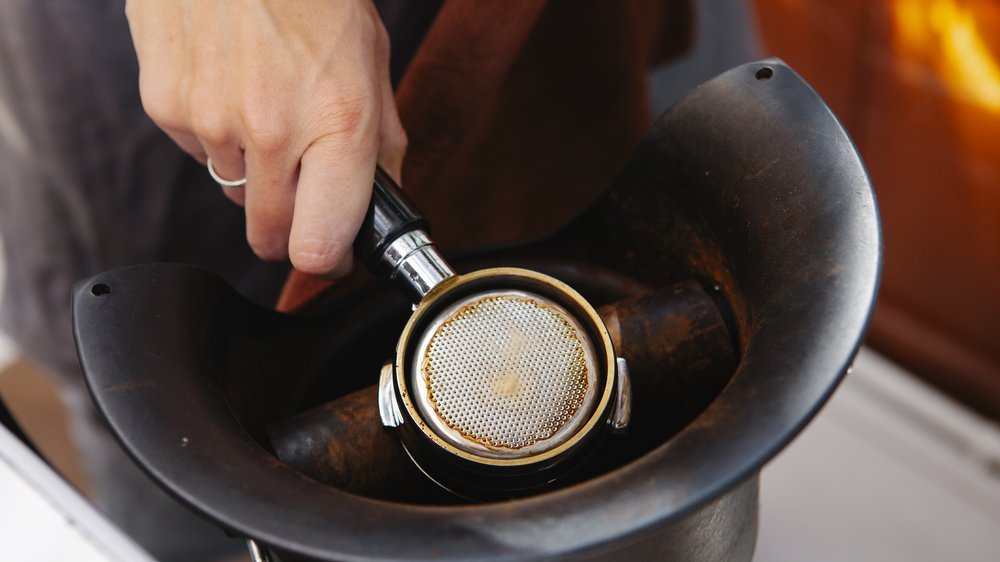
354, 167, 428, 271
354, 167, 455, 301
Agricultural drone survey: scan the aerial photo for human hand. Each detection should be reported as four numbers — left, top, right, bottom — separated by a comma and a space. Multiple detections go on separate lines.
125, 0, 406, 277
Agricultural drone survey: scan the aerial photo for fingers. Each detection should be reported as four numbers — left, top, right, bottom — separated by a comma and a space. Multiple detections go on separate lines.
289, 117, 380, 277
128, 0, 408, 276
199, 127, 246, 206
203, 144, 247, 207
187, 61, 249, 204
243, 129, 298, 261
196, 131, 245, 185
284, 17, 385, 278
216, 171, 247, 207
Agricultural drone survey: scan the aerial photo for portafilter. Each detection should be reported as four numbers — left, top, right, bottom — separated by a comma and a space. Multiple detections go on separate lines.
355, 167, 631, 499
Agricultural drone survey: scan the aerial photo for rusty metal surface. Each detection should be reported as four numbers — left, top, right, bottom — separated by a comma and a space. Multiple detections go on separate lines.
267, 386, 451, 504
596, 279, 737, 463
73, 59, 880, 561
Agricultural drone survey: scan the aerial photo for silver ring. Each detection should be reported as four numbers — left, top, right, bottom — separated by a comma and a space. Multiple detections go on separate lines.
207, 157, 246, 187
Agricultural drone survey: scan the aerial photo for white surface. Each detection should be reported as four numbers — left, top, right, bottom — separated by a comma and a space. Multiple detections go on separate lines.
0, 423, 153, 561
757, 348, 1000, 561
1, 233, 141, 560
0, 459, 110, 561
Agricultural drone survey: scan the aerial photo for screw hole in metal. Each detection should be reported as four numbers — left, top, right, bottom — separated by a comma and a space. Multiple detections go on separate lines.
755, 67, 773, 80
91, 283, 111, 296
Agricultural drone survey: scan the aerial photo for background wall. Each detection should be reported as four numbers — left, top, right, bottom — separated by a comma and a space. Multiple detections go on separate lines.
754, 0, 1000, 418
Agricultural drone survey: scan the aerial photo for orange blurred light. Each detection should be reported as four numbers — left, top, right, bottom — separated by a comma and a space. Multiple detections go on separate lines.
893, 0, 1000, 111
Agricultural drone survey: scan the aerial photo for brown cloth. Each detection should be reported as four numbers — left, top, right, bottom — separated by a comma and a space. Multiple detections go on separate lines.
278, 0, 693, 311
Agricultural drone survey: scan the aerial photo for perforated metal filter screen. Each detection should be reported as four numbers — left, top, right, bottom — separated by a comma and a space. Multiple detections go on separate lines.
412, 291, 599, 457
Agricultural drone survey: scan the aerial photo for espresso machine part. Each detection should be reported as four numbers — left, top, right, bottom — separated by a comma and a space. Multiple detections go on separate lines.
73, 59, 881, 562
357, 168, 630, 497
267, 279, 736, 503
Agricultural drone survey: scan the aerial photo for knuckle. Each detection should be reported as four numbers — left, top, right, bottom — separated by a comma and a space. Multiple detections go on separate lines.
242, 109, 290, 154
139, 79, 183, 129
316, 95, 379, 145
189, 104, 232, 146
